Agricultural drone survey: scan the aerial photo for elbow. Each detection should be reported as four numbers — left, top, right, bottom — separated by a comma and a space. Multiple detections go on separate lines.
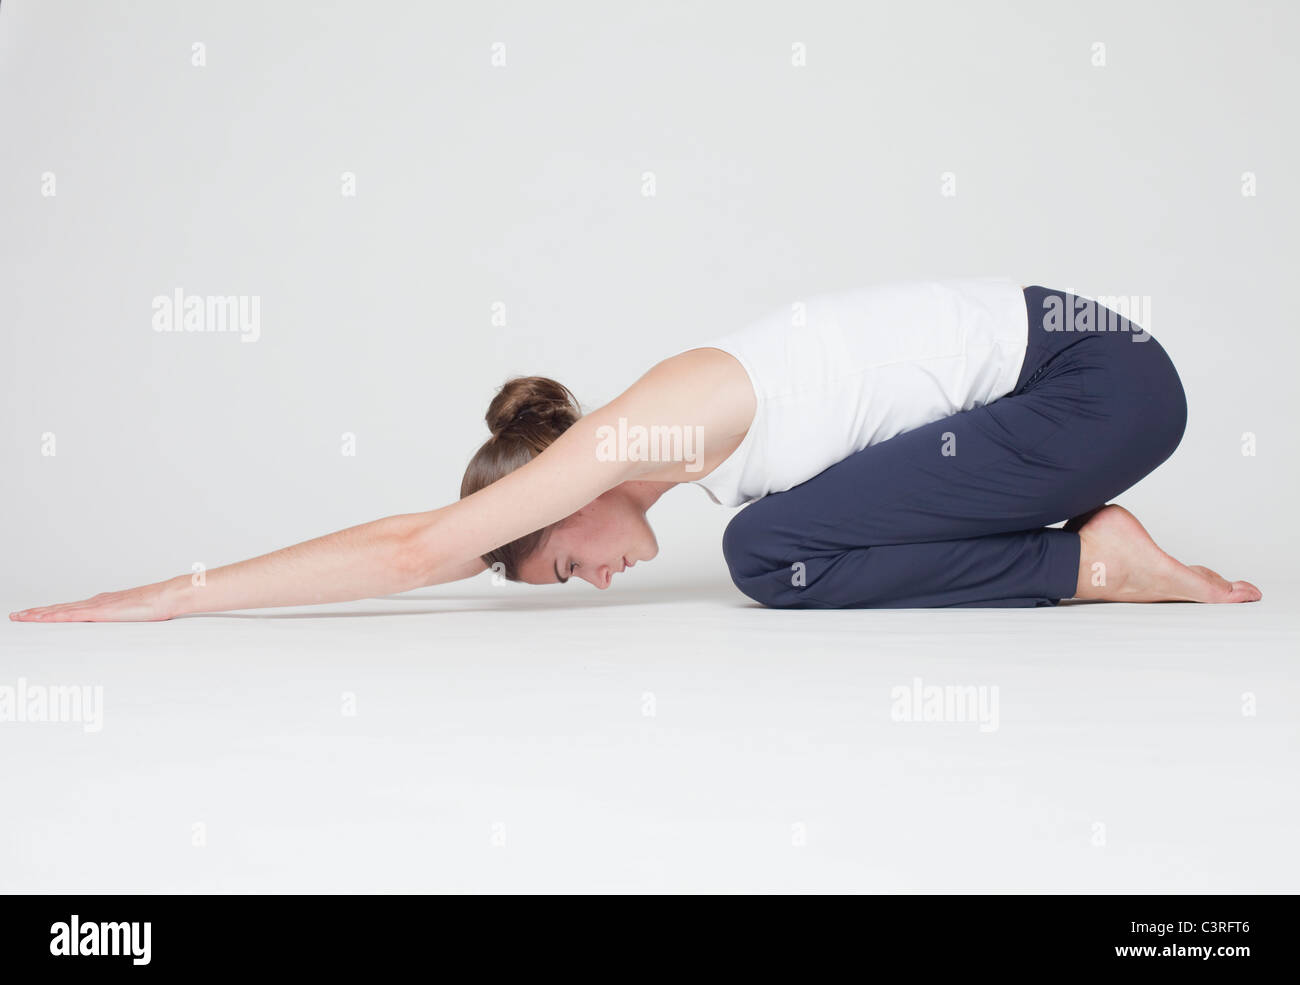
393, 527, 435, 587
393, 510, 486, 587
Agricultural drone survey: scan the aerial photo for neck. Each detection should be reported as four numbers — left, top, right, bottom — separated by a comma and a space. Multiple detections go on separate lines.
620, 479, 677, 511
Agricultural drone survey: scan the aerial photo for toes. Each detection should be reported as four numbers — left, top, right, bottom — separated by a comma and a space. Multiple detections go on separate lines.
1188, 569, 1262, 603
1231, 580, 1263, 602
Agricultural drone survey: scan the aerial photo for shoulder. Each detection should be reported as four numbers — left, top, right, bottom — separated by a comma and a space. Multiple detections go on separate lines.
615, 347, 755, 437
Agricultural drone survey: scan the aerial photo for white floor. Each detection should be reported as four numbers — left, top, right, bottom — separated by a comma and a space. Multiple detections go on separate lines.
2, 578, 1296, 894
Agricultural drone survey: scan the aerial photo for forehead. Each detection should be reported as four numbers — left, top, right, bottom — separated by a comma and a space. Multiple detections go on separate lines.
514, 527, 563, 584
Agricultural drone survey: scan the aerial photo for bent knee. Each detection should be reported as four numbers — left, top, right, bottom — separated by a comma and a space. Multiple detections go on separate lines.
721, 507, 759, 576
721, 506, 799, 607
721, 505, 772, 590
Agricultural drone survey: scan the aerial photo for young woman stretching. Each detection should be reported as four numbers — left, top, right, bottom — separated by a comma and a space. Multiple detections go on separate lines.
10, 278, 1260, 622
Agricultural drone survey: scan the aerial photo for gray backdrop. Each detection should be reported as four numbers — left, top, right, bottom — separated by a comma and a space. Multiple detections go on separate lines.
3, 0, 1295, 602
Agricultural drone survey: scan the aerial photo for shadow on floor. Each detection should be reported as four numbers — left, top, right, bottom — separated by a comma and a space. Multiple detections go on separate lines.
178, 580, 745, 618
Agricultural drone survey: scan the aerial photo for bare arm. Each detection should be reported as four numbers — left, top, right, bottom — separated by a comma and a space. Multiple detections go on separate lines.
10, 349, 753, 622
10, 512, 486, 622
166, 511, 488, 615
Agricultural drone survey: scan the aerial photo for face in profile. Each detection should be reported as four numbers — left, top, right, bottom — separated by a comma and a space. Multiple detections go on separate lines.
515, 485, 659, 589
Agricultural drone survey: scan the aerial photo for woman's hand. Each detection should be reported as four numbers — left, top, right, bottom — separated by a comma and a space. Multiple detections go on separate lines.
10, 584, 174, 623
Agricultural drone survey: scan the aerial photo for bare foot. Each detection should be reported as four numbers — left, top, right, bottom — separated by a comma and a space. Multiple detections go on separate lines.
1073, 504, 1262, 603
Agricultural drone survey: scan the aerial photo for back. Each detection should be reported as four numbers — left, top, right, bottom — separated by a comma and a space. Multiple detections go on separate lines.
689, 276, 1030, 507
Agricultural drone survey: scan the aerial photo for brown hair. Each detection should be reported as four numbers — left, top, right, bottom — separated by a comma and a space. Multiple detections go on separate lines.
460, 376, 581, 580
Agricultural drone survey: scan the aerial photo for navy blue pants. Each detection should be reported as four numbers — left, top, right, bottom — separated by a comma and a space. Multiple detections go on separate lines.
721, 285, 1189, 608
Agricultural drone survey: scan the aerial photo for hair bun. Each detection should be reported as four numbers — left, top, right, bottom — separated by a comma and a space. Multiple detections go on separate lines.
486, 376, 580, 441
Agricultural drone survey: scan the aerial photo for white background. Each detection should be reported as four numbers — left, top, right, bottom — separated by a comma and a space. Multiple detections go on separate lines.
2, 1, 1296, 893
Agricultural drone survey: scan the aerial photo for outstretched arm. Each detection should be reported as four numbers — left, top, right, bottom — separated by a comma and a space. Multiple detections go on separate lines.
10, 348, 753, 622
10, 511, 487, 622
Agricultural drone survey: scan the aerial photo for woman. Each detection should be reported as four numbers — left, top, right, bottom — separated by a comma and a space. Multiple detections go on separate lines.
10, 278, 1260, 621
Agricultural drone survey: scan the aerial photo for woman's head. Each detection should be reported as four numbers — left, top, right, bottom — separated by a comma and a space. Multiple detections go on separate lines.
460, 376, 659, 587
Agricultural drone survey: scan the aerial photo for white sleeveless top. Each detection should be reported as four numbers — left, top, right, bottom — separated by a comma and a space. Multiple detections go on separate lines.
683, 276, 1029, 507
